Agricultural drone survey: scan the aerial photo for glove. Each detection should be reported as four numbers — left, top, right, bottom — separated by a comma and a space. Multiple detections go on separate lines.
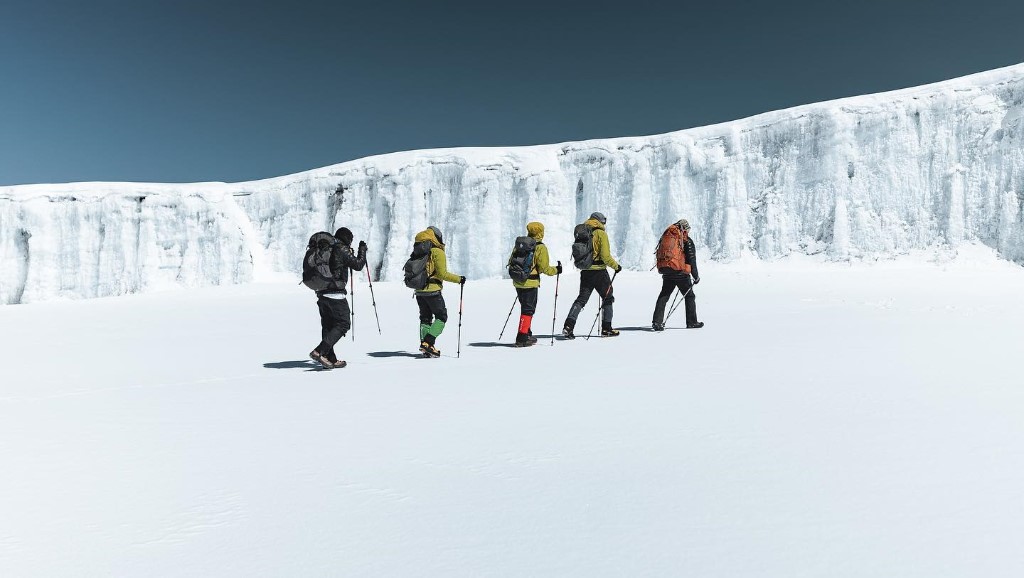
459, 276, 467, 285
357, 241, 367, 257
556, 261, 563, 275
614, 264, 622, 273
693, 276, 700, 285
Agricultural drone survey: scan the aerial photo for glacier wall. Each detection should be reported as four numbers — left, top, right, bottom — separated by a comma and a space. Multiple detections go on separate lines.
3, 64, 1024, 304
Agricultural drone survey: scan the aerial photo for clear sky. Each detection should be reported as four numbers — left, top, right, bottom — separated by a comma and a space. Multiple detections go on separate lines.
2, 0, 1022, 185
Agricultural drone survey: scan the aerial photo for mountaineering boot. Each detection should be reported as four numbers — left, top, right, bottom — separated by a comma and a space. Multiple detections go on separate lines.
600, 323, 620, 337
652, 322, 665, 332
420, 333, 441, 357
561, 318, 576, 340
310, 349, 334, 370
420, 341, 441, 357
514, 332, 535, 347
686, 322, 705, 329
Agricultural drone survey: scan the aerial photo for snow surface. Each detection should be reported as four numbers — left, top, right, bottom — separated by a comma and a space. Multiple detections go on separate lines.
2, 256, 1024, 576
3, 64, 1024, 304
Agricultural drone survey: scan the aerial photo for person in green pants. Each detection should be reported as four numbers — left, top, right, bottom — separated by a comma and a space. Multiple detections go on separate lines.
414, 226, 465, 357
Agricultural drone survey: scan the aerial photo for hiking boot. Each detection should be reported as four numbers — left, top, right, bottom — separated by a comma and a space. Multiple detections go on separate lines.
419, 341, 441, 358
686, 322, 705, 329
310, 350, 334, 370
515, 332, 536, 348
601, 327, 620, 337
561, 326, 575, 340
652, 322, 665, 332
332, 360, 348, 369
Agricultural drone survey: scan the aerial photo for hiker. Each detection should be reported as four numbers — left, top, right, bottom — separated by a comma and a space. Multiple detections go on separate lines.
508, 222, 562, 347
651, 218, 703, 330
562, 211, 622, 338
307, 227, 367, 369
405, 226, 465, 358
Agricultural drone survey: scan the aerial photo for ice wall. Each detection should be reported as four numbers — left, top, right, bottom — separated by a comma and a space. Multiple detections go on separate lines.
3, 64, 1024, 304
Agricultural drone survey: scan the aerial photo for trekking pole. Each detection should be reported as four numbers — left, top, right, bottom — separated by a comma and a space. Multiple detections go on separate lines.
350, 270, 355, 342
498, 295, 519, 340
365, 262, 382, 334
665, 286, 694, 324
585, 269, 618, 340
666, 291, 681, 320
457, 283, 465, 359
550, 271, 560, 346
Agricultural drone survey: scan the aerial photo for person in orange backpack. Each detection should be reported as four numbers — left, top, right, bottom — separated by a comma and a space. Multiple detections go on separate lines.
652, 219, 703, 330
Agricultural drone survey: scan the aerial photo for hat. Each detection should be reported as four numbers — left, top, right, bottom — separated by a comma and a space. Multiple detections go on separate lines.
590, 212, 607, 224
676, 219, 690, 231
334, 227, 354, 245
428, 225, 444, 245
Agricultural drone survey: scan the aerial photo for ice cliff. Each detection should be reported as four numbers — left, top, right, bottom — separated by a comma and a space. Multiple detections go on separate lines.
3, 64, 1024, 304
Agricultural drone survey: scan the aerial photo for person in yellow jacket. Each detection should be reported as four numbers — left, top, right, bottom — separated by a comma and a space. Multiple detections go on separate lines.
414, 226, 465, 357
509, 222, 562, 347
562, 212, 622, 338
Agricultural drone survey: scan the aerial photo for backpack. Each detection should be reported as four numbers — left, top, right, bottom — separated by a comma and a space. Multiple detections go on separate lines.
571, 223, 595, 269
302, 232, 340, 291
507, 236, 538, 283
403, 240, 434, 290
655, 225, 690, 273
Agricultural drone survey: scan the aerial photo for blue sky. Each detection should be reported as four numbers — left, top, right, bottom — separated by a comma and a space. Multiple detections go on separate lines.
1, 0, 1021, 185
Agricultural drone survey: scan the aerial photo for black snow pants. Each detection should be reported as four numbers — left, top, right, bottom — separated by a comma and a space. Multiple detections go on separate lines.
565, 269, 614, 329
652, 270, 697, 326
315, 294, 351, 362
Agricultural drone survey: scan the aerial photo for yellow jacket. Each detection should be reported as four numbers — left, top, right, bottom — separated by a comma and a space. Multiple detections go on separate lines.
414, 228, 462, 293
513, 222, 559, 289
584, 218, 620, 271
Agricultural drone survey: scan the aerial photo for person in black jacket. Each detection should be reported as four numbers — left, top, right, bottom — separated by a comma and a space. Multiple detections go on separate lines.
310, 227, 366, 369
652, 219, 703, 330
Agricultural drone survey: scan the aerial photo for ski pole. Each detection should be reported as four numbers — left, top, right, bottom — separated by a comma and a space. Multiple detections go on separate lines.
350, 269, 355, 342
457, 282, 465, 359
550, 270, 560, 346
365, 260, 382, 335
586, 269, 618, 340
498, 294, 519, 340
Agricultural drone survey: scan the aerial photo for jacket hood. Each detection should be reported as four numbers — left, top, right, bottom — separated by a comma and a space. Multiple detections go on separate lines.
415, 228, 444, 249
526, 221, 544, 240
584, 218, 606, 231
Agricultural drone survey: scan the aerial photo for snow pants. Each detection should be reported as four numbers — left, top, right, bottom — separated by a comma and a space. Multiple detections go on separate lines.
416, 293, 448, 345
652, 270, 697, 326
315, 294, 351, 362
515, 287, 539, 343
565, 269, 614, 329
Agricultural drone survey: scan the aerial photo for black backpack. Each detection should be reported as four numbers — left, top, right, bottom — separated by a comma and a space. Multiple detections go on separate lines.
507, 236, 538, 283
302, 232, 340, 291
403, 240, 434, 290
571, 224, 594, 270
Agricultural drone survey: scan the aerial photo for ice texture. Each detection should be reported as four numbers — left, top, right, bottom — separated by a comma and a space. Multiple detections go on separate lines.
3, 64, 1024, 304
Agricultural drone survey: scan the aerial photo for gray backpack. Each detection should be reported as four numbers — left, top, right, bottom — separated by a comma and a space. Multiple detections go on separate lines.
507, 236, 538, 283
571, 224, 594, 270
403, 240, 434, 290
302, 232, 340, 291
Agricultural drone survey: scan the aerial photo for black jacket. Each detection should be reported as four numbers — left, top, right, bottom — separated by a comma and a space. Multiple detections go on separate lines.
319, 243, 366, 295
683, 237, 699, 280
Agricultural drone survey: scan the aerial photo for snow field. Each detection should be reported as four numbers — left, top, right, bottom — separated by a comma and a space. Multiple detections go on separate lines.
2, 259, 1024, 576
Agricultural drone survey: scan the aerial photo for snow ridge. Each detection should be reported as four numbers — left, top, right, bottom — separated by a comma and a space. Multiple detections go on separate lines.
2, 64, 1024, 304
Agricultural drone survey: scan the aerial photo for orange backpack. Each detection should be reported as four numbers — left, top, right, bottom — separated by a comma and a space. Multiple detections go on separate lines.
655, 226, 690, 273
